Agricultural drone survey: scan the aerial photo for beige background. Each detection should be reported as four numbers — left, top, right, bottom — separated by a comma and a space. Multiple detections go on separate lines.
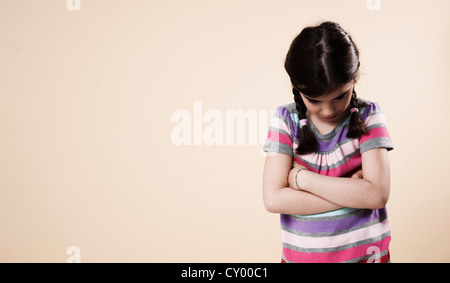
1, 0, 449, 262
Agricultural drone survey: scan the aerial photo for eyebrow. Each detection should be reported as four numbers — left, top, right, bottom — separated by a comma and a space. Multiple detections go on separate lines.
304, 89, 351, 102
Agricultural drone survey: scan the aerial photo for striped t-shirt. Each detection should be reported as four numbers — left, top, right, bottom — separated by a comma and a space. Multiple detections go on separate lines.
263, 98, 394, 263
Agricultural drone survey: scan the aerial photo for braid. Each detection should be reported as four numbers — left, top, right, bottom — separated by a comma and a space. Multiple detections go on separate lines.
347, 89, 368, 138
292, 88, 307, 120
292, 88, 318, 154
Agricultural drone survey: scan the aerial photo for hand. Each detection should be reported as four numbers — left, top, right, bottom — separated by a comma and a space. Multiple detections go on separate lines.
288, 160, 307, 190
351, 169, 363, 179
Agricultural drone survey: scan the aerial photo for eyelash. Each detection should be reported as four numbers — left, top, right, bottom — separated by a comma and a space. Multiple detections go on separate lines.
335, 94, 347, 100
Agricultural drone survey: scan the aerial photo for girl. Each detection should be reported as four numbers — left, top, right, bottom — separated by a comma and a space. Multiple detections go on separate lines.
262, 21, 394, 263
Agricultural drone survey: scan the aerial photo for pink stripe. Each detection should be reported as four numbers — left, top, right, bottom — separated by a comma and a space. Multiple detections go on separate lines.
321, 156, 361, 177
266, 131, 293, 147
294, 154, 362, 177
360, 127, 390, 144
283, 236, 391, 263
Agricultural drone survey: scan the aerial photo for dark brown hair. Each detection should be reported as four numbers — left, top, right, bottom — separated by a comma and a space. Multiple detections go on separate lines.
284, 21, 368, 155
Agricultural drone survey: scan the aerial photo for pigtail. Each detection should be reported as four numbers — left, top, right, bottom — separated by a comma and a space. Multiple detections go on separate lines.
347, 89, 368, 139
293, 88, 318, 155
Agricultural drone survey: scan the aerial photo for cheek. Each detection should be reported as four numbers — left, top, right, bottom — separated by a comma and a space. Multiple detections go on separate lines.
339, 97, 352, 110
305, 103, 320, 113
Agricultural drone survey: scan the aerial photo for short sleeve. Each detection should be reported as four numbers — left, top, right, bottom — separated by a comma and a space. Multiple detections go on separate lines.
262, 105, 295, 157
359, 102, 394, 154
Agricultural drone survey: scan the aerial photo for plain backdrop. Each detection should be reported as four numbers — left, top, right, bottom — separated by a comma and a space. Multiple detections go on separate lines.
1, 0, 449, 262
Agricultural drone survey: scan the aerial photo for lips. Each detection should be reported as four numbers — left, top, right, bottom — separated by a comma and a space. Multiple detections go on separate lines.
322, 114, 338, 120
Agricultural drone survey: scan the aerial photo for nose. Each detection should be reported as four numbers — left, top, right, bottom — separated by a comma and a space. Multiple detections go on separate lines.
321, 104, 336, 117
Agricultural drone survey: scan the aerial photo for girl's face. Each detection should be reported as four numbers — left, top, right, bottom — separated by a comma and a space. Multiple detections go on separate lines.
300, 82, 354, 124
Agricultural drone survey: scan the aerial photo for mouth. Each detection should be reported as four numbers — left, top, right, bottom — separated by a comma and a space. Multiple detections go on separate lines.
322, 114, 339, 121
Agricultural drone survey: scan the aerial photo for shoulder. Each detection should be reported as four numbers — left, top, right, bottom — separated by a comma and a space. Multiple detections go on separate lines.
275, 102, 298, 115
263, 103, 299, 156
268, 103, 301, 140
273, 103, 299, 125
357, 98, 386, 122
357, 98, 394, 153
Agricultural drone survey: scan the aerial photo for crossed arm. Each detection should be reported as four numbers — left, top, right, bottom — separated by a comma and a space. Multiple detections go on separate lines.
262, 148, 391, 215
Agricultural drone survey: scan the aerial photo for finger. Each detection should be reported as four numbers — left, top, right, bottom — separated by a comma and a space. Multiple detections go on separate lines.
351, 170, 363, 179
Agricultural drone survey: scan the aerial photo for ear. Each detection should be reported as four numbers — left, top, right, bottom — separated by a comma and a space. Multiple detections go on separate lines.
350, 89, 358, 107
358, 61, 361, 68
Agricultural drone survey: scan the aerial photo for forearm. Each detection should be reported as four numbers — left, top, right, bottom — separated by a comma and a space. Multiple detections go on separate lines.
264, 186, 343, 215
298, 170, 388, 209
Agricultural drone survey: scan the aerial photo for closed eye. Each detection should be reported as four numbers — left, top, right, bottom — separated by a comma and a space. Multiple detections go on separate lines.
335, 93, 347, 100
335, 89, 351, 100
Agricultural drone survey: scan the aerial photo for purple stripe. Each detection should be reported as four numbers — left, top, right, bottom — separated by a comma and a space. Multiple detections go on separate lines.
281, 208, 387, 234
316, 126, 350, 152
361, 102, 380, 122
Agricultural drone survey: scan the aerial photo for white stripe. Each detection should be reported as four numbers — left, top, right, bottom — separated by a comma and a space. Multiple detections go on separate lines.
270, 116, 291, 135
365, 113, 386, 127
281, 219, 390, 249
298, 139, 359, 167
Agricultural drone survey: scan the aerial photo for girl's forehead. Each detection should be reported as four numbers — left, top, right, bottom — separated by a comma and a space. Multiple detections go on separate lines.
304, 82, 353, 100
